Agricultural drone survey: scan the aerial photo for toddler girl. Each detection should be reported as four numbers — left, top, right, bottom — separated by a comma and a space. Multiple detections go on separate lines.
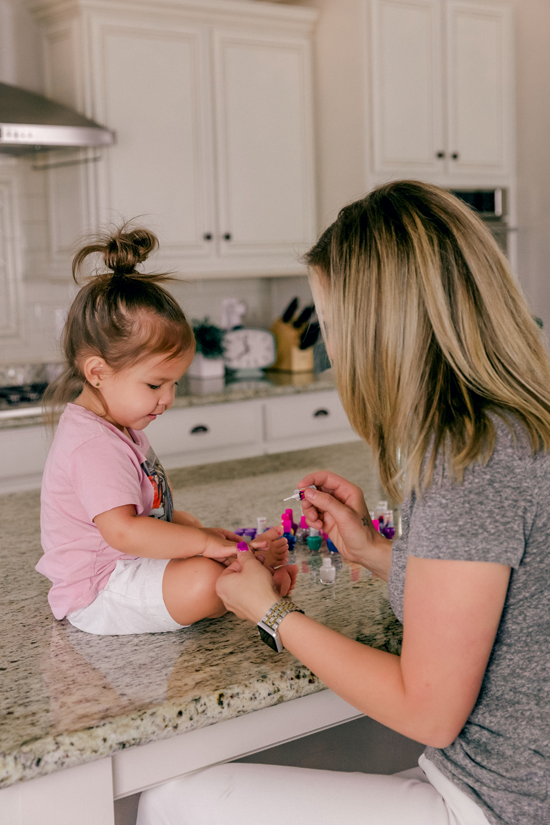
37, 226, 289, 635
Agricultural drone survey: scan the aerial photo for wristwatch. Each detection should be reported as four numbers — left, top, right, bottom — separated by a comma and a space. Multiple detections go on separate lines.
257, 599, 304, 653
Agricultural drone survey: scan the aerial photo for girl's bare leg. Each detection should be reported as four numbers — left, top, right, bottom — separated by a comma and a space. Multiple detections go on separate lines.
162, 556, 227, 625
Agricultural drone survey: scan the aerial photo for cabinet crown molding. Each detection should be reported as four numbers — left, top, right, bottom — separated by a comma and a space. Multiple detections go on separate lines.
29, 0, 318, 28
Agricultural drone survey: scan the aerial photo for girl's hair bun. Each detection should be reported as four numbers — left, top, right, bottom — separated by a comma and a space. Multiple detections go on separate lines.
105, 227, 158, 275
72, 223, 159, 282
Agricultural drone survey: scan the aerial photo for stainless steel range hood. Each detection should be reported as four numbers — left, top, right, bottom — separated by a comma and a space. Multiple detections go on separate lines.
0, 81, 115, 155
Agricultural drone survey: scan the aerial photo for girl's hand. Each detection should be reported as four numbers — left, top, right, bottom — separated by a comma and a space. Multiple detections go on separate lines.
201, 527, 243, 543
202, 534, 240, 562
297, 471, 390, 570
272, 564, 298, 597
216, 546, 280, 622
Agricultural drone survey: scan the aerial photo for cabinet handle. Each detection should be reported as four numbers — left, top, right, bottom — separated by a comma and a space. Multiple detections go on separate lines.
313, 408, 329, 418
203, 233, 213, 241
436, 151, 445, 159
223, 233, 232, 241
190, 425, 209, 435
451, 152, 459, 160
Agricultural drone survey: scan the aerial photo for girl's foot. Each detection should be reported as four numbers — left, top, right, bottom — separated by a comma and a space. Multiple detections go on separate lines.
251, 526, 289, 569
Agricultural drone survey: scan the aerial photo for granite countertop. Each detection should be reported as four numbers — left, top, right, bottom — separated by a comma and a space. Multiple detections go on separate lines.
0, 371, 337, 430
0, 441, 402, 790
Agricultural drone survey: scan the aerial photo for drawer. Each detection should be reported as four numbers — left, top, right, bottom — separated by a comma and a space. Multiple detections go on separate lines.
148, 400, 263, 457
264, 390, 354, 441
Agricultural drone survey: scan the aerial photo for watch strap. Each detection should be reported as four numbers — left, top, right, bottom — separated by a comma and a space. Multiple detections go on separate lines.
259, 599, 304, 633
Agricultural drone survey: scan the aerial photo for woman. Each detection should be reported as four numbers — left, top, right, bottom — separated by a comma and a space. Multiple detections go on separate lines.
137, 182, 550, 825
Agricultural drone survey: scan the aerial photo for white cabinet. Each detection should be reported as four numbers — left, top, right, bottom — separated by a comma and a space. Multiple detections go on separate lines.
264, 390, 357, 452
371, 0, 444, 177
30, 0, 317, 278
303, 0, 515, 228
445, 0, 513, 178
148, 399, 265, 468
0, 390, 359, 493
371, 0, 514, 181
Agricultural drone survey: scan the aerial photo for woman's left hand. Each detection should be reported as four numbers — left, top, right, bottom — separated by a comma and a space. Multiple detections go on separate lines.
216, 547, 281, 623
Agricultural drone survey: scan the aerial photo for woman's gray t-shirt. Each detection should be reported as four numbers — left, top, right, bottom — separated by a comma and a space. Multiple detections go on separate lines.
388, 414, 550, 825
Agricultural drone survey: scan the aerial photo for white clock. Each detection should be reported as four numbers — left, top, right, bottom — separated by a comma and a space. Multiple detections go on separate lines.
223, 328, 276, 373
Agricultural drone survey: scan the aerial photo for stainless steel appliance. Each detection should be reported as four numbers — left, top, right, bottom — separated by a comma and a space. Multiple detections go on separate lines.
449, 188, 510, 256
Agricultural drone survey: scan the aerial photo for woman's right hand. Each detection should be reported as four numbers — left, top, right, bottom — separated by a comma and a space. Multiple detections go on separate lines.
297, 471, 391, 575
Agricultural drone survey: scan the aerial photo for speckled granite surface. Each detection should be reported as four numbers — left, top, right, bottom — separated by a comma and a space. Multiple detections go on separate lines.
0, 441, 402, 789
0, 371, 336, 430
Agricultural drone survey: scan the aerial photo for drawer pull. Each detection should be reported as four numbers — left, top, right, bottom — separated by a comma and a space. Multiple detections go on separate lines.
313, 408, 329, 418
190, 425, 209, 435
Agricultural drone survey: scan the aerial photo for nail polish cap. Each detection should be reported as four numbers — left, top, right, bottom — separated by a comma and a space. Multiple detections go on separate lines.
300, 515, 308, 529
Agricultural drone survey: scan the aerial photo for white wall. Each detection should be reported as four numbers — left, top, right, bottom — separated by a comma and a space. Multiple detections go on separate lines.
515, 0, 550, 331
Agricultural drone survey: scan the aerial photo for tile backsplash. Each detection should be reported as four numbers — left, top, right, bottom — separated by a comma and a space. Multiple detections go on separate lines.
0, 273, 315, 367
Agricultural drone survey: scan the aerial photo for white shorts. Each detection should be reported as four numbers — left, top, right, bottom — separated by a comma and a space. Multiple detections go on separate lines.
67, 557, 187, 635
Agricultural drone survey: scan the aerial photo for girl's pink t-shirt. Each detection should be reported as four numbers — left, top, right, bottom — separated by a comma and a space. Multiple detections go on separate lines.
38, 403, 156, 619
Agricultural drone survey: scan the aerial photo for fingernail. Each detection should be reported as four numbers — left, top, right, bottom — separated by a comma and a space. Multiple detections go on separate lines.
304, 488, 316, 500
257, 554, 265, 563
237, 542, 248, 552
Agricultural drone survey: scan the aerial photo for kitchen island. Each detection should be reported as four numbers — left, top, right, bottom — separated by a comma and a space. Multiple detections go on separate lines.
0, 441, 402, 825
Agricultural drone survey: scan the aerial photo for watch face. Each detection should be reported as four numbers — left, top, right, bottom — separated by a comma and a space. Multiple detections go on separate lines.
224, 329, 276, 370
258, 624, 283, 653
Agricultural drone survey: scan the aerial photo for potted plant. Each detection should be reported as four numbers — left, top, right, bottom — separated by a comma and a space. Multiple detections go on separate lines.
188, 319, 226, 378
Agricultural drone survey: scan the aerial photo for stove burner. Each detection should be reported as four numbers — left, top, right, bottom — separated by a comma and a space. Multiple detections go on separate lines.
0, 382, 48, 406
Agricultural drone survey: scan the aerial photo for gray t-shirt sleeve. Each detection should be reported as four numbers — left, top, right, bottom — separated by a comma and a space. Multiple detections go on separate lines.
407, 431, 530, 570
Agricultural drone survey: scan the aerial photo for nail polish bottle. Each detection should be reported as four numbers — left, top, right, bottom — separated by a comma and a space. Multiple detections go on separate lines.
307, 528, 322, 552
319, 556, 336, 584
256, 517, 267, 535
381, 510, 395, 540
285, 508, 298, 534
295, 515, 310, 544
282, 517, 296, 550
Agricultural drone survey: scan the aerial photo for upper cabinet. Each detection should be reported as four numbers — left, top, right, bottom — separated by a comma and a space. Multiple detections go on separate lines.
303, 0, 515, 226
371, 0, 514, 181
29, 0, 318, 278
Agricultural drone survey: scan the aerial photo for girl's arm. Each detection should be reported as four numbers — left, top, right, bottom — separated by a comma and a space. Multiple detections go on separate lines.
94, 504, 238, 562
216, 549, 511, 747
173, 510, 204, 528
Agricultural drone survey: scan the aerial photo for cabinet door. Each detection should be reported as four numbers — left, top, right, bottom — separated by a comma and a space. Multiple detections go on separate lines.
89, 16, 216, 262
371, 0, 444, 177
212, 30, 316, 260
445, 0, 513, 177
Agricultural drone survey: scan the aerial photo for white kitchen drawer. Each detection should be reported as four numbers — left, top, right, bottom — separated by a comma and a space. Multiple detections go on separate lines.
265, 390, 357, 445
0, 425, 51, 494
148, 400, 264, 468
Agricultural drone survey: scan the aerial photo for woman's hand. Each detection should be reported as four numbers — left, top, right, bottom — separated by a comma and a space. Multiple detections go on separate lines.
216, 547, 281, 622
297, 471, 392, 578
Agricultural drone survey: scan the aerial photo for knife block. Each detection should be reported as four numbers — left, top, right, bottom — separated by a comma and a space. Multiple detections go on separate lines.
268, 318, 315, 373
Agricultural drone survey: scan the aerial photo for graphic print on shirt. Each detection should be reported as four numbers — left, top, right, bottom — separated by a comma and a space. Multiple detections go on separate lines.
141, 446, 173, 522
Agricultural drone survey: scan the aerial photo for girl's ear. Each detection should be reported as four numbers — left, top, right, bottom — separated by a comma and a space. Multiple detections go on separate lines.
82, 355, 107, 388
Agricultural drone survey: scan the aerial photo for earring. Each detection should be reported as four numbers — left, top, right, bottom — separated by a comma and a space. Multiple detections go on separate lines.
95, 382, 100, 387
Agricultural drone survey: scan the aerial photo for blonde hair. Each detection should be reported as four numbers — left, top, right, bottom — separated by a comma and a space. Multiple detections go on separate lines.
305, 180, 550, 501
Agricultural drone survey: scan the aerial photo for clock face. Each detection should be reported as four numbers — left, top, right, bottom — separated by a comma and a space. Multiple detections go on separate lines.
223, 329, 276, 370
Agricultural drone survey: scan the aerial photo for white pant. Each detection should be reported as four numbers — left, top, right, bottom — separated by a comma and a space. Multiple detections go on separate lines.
136, 754, 490, 825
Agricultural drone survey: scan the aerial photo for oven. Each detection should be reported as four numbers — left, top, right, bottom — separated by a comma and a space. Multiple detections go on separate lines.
449, 188, 510, 256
